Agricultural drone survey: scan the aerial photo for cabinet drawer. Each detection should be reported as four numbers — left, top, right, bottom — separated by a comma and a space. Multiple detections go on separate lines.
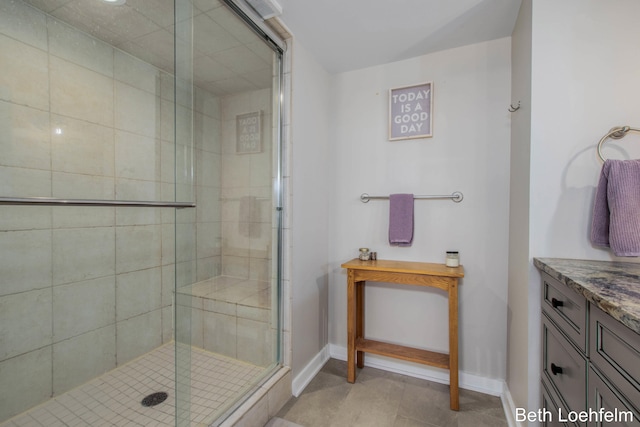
542, 380, 578, 427
588, 367, 640, 426
590, 306, 640, 412
543, 314, 587, 415
541, 272, 588, 353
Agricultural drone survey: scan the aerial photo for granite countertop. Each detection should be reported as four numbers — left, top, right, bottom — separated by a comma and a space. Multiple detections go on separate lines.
533, 258, 640, 335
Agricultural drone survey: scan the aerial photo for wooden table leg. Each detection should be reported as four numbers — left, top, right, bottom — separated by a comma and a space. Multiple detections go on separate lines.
347, 270, 356, 383
448, 280, 459, 410
356, 281, 365, 368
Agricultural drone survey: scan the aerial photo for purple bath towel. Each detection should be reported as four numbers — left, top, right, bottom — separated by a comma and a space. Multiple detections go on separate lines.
591, 159, 640, 256
389, 193, 414, 246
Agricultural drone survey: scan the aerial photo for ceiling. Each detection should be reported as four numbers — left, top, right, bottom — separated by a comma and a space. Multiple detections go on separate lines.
21, 0, 522, 91
23, 0, 274, 96
277, 0, 522, 73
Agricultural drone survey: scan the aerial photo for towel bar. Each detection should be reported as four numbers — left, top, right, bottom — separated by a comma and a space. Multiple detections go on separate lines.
597, 126, 640, 162
360, 192, 463, 203
0, 196, 195, 208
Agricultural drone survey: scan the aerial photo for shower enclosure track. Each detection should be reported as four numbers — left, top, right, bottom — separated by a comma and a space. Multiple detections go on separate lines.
0, 197, 195, 208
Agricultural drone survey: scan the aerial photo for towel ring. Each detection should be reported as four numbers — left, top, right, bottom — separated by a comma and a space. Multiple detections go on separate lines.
597, 126, 640, 162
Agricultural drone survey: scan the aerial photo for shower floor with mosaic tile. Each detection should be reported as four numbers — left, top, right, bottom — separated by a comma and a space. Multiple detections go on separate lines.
0, 343, 264, 427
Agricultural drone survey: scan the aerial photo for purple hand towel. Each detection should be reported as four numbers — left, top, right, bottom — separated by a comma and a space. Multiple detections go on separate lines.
591, 159, 640, 256
389, 193, 414, 246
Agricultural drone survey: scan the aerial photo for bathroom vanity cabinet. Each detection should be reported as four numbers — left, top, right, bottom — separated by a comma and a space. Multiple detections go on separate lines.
534, 258, 640, 427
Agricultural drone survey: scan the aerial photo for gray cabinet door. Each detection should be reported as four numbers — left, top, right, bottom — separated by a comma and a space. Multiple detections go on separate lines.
542, 314, 587, 417
588, 367, 640, 427
590, 305, 640, 413
541, 272, 587, 353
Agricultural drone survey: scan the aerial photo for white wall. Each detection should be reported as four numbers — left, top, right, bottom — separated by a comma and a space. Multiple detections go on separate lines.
530, 0, 640, 260
507, 0, 532, 413
506, 0, 640, 419
327, 38, 512, 384
290, 40, 332, 379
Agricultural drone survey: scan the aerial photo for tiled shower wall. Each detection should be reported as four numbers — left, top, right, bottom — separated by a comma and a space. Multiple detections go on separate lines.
220, 88, 273, 282
0, 0, 276, 422
0, 2, 219, 422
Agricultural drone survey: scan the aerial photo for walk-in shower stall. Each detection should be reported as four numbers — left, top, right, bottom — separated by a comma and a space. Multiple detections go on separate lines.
0, 0, 284, 425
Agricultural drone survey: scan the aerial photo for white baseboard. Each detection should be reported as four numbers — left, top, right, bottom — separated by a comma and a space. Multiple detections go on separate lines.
501, 382, 523, 427
328, 344, 505, 397
291, 344, 330, 397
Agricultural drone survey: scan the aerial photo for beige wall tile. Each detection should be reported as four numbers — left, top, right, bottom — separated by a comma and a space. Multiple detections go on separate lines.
195, 88, 221, 119
114, 50, 160, 94
161, 223, 176, 267
115, 224, 162, 273
197, 221, 221, 259
196, 186, 221, 223
116, 309, 162, 365
160, 98, 175, 143
237, 317, 273, 367
233, 393, 269, 427
160, 139, 176, 185
47, 16, 114, 77
53, 276, 116, 341
0, 101, 50, 170
194, 111, 222, 154
115, 178, 163, 208
190, 306, 204, 348
249, 257, 271, 282
222, 255, 250, 278
176, 103, 193, 146
161, 305, 173, 343
0, 229, 52, 296
50, 56, 114, 126
53, 227, 116, 285
52, 325, 116, 395
202, 311, 236, 358
115, 81, 159, 138
0, 288, 52, 360
53, 206, 115, 229
222, 155, 251, 188
175, 222, 196, 263
249, 151, 272, 188
0, 348, 51, 422
0, 35, 49, 110
0, 205, 51, 231
116, 267, 162, 321
0, 0, 47, 50
52, 171, 115, 199
51, 114, 115, 177
237, 304, 270, 323
196, 149, 221, 187
266, 370, 292, 418
196, 255, 222, 281
161, 264, 175, 307
115, 130, 161, 181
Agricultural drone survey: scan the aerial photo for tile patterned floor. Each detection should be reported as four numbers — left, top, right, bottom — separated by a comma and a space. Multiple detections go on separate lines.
275, 359, 508, 427
0, 343, 264, 427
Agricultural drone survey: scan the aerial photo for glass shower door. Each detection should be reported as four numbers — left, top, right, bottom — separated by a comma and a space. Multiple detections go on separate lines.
173, 0, 285, 425
0, 0, 196, 425
0, 0, 283, 425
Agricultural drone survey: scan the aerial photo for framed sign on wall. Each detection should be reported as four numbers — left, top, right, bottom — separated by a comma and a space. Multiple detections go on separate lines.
389, 82, 433, 140
236, 111, 262, 153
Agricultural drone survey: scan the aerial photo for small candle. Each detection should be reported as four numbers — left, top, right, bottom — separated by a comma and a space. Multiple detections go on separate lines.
446, 251, 459, 267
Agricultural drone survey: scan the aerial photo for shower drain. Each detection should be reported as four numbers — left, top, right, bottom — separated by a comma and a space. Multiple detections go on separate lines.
141, 391, 169, 407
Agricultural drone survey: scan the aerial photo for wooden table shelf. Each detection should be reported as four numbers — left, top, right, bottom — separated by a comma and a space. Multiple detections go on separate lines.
341, 258, 464, 410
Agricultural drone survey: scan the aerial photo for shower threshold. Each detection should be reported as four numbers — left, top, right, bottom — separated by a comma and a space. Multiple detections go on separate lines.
0, 343, 263, 427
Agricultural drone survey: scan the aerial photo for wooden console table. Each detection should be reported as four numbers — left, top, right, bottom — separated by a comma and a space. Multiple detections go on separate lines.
341, 258, 465, 410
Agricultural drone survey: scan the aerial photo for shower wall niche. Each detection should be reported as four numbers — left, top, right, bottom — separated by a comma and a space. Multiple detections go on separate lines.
0, 0, 283, 425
